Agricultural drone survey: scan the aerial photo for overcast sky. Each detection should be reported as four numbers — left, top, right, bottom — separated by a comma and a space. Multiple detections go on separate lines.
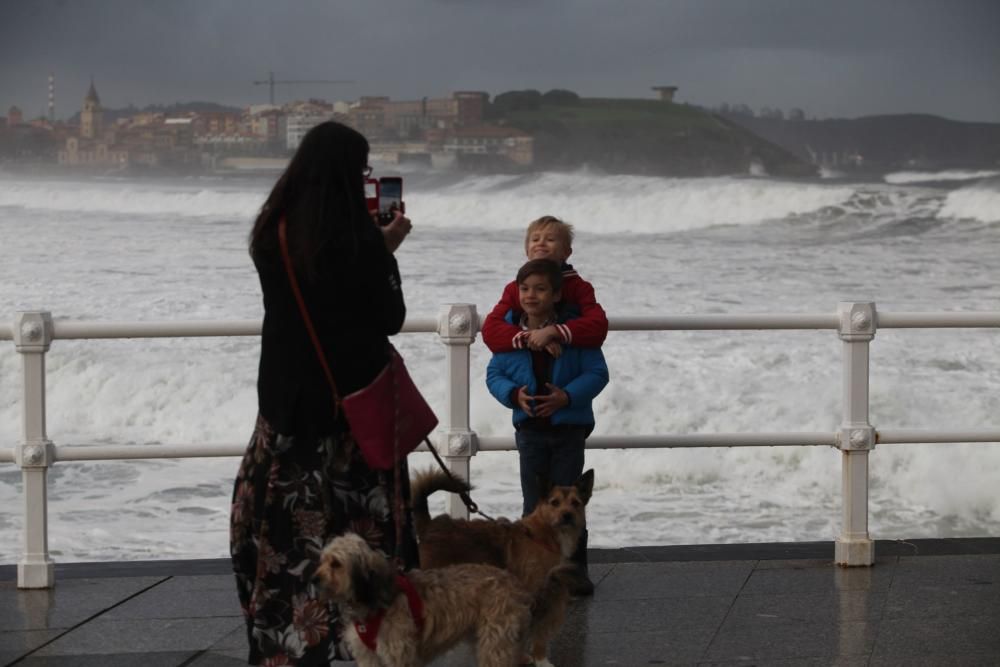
2, 0, 999, 123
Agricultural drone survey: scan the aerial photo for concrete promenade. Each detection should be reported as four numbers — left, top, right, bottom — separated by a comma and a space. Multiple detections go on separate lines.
2, 538, 999, 666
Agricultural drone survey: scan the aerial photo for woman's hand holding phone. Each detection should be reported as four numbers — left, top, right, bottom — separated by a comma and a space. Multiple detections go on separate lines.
380, 210, 412, 253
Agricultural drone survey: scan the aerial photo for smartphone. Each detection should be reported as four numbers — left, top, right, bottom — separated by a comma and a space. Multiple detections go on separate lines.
377, 176, 404, 226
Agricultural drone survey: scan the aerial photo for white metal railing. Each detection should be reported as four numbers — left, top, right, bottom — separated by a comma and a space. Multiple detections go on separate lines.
3, 302, 1000, 588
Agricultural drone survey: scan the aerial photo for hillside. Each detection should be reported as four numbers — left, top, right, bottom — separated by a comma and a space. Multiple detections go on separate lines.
492, 94, 816, 178
720, 113, 1000, 173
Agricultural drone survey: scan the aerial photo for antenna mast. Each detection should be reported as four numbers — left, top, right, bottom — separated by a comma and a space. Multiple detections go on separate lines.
48, 74, 55, 122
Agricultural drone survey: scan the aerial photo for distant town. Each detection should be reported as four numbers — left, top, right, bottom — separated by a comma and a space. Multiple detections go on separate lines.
0, 80, 535, 174
3, 78, 998, 177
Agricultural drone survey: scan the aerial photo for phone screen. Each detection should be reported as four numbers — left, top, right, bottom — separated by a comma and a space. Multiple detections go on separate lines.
379, 178, 402, 217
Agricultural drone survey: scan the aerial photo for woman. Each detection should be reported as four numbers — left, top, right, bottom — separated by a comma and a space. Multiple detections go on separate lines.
231, 121, 417, 664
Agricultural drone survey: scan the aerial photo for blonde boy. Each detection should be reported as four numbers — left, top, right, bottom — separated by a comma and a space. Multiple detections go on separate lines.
481, 215, 608, 353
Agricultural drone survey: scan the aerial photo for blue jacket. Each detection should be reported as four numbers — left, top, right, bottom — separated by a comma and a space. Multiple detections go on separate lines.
486, 311, 609, 427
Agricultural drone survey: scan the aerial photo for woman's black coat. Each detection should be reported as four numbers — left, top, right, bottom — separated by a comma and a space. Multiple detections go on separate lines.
253, 219, 405, 437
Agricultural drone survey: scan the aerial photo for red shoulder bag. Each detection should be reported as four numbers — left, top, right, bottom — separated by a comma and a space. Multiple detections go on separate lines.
278, 218, 437, 470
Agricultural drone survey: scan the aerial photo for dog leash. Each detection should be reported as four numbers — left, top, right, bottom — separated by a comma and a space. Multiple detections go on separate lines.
422, 436, 495, 522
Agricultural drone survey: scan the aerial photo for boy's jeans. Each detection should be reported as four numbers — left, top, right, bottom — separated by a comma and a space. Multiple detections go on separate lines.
514, 423, 590, 516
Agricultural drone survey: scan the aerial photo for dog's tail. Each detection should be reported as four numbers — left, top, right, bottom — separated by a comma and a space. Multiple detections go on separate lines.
410, 467, 472, 536
530, 563, 577, 625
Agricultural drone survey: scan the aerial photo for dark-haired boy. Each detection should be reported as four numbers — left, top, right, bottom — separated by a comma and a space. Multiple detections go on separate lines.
486, 258, 609, 595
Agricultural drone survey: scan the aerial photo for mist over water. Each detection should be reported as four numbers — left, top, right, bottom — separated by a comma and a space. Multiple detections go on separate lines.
1, 169, 999, 562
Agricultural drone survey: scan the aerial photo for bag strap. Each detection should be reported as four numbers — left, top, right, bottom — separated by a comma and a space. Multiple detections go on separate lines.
279, 217, 410, 564
278, 217, 342, 416
279, 218, 488, 536
392, 363, 404, 566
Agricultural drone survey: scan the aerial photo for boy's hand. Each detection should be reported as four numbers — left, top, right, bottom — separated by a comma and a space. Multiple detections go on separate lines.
514, 386, 534, 416
533, 383, 569, 417
526, 325, 560, 351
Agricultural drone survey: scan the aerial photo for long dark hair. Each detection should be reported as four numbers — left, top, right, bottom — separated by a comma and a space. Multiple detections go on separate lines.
249, 121, 370, 279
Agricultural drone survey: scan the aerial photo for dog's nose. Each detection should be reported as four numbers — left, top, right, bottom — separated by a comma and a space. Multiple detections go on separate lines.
561, 512, 575, 525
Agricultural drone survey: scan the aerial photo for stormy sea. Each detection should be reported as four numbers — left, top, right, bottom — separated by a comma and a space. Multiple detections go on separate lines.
1, 166, 998, 562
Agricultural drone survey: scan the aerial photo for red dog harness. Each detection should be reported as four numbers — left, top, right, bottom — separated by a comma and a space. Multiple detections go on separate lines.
354, 573, 425, 651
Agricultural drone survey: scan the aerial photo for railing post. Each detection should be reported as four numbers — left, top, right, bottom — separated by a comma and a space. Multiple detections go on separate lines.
13, 311, 56, 588
436, 304, 479, 519
835, 302, 876, 567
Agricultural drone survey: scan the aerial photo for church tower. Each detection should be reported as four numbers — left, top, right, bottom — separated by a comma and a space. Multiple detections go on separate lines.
80, 79, 103, 140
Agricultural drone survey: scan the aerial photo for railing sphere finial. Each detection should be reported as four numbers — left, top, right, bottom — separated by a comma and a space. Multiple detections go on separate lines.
21, 321, 43, 342
851, 311, 871, 330
437, 304, 478, 344
449, 312, 471, 335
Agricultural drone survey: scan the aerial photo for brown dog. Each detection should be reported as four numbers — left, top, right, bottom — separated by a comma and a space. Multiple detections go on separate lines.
411, 468, 594, 665
314, 532, 571, 667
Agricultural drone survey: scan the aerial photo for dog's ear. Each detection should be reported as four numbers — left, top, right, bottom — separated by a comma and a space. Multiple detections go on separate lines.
535, 473, 553, 504
372, 557, 400, 608
351, 550, 399, 611
350, 563, 381, 610
576, 469, 595, 505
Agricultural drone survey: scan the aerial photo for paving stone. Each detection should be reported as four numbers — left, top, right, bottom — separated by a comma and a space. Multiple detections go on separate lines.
163, 573, 236, 591
32, 616, 244, 656
869, 657, 1000, 667
592, 560, 755, 601
752, 558, 830, 570
551, 628, 709, 666
5, 546, 1000, 665
883, 581, 1000, 618
0, 628, 63, 652
586, 562, 615, 588
705, 618, 879, 661
15, 652, 198, 666
752, 555, 898, 571
0, 576, 166, 631
427, 643, 475, 666
726, 589, 887, 624
185, 650, 251, 666
698, 657, 868, 666
562, 595, 733, 635
207, 623, 248, 652
101, 580, 241, 620
871, 613, 1000, 659
892, 553, 1000, 586
0, 629, 63, 665
741, 560, 894, 596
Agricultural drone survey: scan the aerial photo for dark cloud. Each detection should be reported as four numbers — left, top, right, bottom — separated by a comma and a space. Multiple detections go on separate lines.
1, 0, 998, 122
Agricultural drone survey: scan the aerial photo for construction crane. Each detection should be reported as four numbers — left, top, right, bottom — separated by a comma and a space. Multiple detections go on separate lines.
253, 71, 356, 105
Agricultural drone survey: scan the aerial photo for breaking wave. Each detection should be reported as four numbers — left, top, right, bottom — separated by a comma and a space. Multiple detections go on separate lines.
937, 180, 1000, 224
884, 169, 1000, 185
1, 171, 995, 238
0, 179, 266, 221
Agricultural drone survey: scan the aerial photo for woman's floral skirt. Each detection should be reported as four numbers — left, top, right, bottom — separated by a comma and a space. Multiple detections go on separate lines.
230, 414, 417, 665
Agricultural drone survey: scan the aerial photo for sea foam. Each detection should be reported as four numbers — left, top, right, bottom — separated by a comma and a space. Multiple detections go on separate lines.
0, 172, 998, 561
884, 169, 1000, 185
